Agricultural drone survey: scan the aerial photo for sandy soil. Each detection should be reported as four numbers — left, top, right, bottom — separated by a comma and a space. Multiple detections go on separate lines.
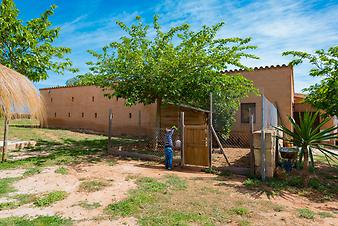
0, 160, 213, 225
0, 160, 337, 225
212, 148, 251, 168
0, 168, 26, 179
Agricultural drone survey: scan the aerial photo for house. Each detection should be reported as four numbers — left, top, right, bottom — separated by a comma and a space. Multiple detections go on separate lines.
227, 64, 336, 145
39, 85, 208, 137
39, 64, 336, 144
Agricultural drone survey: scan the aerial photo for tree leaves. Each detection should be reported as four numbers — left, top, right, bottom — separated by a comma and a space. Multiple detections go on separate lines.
283, 46, 338, 116
73, 15, 259, 132
0, 0, 77, 81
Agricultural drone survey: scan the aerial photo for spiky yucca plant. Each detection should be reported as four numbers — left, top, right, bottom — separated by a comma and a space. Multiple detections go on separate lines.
275, 111, 338, 184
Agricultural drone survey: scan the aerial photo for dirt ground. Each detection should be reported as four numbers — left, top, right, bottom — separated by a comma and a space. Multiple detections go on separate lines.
212, 148, 251, 168
0, 159, 337, 226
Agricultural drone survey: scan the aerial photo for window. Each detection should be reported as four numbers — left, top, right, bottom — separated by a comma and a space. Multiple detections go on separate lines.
51, 98, 53, 102
241, 103, 256, 123
72, 97, 74, 102
94, 113, 97, 118
82, 112, 84, 118
92, 96, 95, 102
68, 112, 71, 117
54, 112, 56, 118
129, 113, 132, 118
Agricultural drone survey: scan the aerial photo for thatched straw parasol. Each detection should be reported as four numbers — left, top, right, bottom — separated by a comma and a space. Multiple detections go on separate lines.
0, 64, 45, 162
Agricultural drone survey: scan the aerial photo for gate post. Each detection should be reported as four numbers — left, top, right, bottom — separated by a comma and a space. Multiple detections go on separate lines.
208, 93, 212, 168
107, 109, 113, 153
180, 112, 185, 167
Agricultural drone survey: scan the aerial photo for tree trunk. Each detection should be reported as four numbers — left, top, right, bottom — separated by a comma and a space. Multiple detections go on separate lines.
1, 117, 9, 162
302, 146, 309, 186
154, 98, 162, 150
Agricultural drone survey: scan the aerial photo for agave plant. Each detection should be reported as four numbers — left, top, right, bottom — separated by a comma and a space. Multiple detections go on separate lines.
275, 111, 338, 183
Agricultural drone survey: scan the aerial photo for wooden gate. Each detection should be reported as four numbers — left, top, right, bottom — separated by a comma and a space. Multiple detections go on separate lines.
183, 125, 209, 166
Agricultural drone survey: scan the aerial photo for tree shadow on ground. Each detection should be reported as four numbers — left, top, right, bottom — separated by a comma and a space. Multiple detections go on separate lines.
0, 137, 127, 169
212, 166, 338, 204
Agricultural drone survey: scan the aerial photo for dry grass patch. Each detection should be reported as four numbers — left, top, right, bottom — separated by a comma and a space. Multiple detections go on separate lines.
78, 179, 110, 192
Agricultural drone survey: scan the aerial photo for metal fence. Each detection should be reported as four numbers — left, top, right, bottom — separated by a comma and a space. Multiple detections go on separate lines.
211, 93, 279, 172
108, 126, 182, 163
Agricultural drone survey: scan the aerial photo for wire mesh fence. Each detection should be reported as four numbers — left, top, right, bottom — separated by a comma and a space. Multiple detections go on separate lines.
108, 127, 182, 162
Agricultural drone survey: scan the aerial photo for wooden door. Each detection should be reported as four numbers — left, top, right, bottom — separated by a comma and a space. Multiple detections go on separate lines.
184, 125, 209, 166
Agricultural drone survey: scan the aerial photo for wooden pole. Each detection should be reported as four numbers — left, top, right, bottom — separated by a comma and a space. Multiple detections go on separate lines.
208, 93, 212, 168
1, 116, 9, 162
107, 109, 112, 153
180, 112, 185, 167
249, 109, 255, 176
261, 94, 266, 181
211, 125, 230, 165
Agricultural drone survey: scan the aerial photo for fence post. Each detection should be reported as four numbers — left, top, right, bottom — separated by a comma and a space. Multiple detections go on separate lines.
180, 112, 185, 167
249, 109, 255, 176
208, 93, 213, 168
107, 109, 112, 153
261, 94, 266, 181
1, 116, 9, 162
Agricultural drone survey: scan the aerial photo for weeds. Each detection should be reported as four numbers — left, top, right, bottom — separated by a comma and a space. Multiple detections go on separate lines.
0, 194, 39, 210
55, 166, 68, 175
34, 191, 68, 207
0, 216, 72, 226
230, 207, 250, 216
106, 176, 187, 217
298, 208, 315, 219
23, 167, 41, 177
318, 211, 334, 218
79, 179, 110, 192
77, 200, 101, 210
0, 177, 19, 197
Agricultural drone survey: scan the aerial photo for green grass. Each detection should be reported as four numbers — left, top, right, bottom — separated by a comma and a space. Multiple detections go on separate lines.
0, 177, 19, 197
164, 174, 187, 190
78, 179, 110, 192
23, 167, 41, 177
0, 194, 39, 210
34, 191, 68, 207
230, 207, 250, 216
139, 211, 212, 226
242, 174, 338, 201
243, 178, 262, 188
77, 200, 102, 210
55, 166, 68, 175
106, 176, 187, 218
298, 208, 315, 219
0, 119, 140, 170
0, 215, 72, 226
238, 219, 251, 226
318, 211, 334, 218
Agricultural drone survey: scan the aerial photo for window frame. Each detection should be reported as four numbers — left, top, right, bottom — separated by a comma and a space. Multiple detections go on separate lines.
240, 103, 256, 124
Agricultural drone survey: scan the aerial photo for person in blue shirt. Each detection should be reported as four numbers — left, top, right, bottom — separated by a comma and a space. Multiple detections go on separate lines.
164, 126, 176, 170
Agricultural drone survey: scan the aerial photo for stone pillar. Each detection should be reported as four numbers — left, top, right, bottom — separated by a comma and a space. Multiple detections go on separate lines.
253, 129, 279, 178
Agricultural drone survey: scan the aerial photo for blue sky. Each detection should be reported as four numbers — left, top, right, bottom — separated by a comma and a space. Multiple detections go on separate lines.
14, 0, 338, 92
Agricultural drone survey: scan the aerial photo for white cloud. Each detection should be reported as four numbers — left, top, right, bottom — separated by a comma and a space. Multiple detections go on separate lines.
37, 0, 338, 92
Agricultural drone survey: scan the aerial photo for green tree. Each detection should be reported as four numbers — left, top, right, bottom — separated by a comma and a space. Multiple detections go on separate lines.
283, 46, 338, 116
74, 15, 258, 134
0, 0, 77, 81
